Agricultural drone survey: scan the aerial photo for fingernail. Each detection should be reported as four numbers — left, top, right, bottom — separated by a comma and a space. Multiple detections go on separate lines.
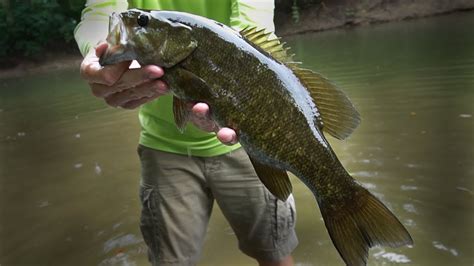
147, 66, 163, 79
218, 128, 237, 145
193, 110, 207, 119
192, 103, 209, 116
156, 81, 168, 93
195, 111, 206, 118
229, 132, 237, 144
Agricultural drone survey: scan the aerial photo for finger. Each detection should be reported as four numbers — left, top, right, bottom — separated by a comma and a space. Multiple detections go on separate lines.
81, 42, 131, 85
114, 65, 164, 89
190, 116, 218, 132
217, 127, 238, 145
95, 42, 109, 57
81, 56, 131, 86
189, 102, 218, 131
121, 94, 160, 109
191, 102, 210, 118
90, 69, 167, 98
105, 80, 167, 107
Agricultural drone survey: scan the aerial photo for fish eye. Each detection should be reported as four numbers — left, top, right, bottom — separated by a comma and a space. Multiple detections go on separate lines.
137, 14, 149, 27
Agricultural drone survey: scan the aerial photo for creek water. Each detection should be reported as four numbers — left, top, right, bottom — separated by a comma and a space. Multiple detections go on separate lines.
1, 12, 473, 266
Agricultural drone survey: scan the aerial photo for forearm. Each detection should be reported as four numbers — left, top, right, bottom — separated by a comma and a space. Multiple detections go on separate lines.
74, 0, 128, 56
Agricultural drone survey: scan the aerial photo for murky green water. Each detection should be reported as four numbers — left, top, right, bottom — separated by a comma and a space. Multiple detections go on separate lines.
1, 12, 473, 266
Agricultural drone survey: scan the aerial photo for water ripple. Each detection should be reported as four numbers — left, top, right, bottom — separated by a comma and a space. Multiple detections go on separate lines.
103, 234, 143, 253
400, 185, 418, 191
403, 203, 418, 214
373, 249, 411, 263
432, 241, 459, 257
99, 253, 137, 266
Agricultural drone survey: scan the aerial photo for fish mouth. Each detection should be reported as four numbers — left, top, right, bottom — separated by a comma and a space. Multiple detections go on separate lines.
99, 45, 137, 66
99, 12, 137, 66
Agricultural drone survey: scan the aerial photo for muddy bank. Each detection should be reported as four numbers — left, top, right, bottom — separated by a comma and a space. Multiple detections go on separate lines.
275, 0, 474, 36
2, 1, 474, 79
0, 53, 82, 80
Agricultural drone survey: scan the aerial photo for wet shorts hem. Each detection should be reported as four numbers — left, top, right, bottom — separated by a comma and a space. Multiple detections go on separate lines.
239, 230, 299, 262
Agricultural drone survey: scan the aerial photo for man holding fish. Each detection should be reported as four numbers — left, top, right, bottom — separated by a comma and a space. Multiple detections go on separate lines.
75, 1, 297, 265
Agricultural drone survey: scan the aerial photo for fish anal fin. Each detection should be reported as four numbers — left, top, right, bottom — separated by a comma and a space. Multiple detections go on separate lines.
172, 96, 190, 133
292, 67, 361, 140
248, 156, 292, 201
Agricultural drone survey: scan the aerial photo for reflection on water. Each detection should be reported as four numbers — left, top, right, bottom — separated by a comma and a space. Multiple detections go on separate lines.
1, 12, 473, 266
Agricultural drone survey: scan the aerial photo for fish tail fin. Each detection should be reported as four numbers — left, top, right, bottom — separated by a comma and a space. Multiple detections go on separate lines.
318, 182, 413, 266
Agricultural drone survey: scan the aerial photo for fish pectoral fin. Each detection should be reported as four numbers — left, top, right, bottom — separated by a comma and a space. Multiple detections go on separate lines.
293, 67, 361, 140
166, 67, 213, 98
172, 96, 191, 133
248, 156, 292, 201
167, 67, 214, 133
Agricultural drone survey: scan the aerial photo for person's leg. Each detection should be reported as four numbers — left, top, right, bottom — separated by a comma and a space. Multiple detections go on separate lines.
258, 255, 293, 266
137, 145, 213, 266
204, 148, 298, 264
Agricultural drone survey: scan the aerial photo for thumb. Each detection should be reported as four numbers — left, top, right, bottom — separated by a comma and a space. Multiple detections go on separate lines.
95, 42, 109, 58
93, 42, 132, 83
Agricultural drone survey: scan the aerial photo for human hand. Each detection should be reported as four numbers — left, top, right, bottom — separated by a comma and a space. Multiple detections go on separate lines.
190, 103, 238, 145
80, 43, 238, 145
80, 43, 168, 109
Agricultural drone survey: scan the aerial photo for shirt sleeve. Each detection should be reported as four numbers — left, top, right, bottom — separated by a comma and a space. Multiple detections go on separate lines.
74, 0, 128, 56
229, 0, 275, 32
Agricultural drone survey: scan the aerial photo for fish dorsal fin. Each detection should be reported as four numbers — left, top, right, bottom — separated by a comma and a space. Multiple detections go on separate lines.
240, 26, 361, 139
290, 66, 360, 140
248, 155, 292, 201
240, 26, 295, 63
292, 67, 361, 139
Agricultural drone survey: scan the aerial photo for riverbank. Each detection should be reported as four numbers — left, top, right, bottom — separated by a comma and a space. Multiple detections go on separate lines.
1, 1, 473, 79
275, 0, 474, 36
0, 52, 82, 80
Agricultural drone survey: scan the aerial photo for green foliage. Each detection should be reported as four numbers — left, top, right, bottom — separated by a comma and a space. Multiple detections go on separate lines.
0, 0, 84, 58
292, 0, 300, 23
276, 0, 322, 23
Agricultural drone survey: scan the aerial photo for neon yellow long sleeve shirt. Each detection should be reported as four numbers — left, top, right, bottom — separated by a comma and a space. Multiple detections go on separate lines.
74, 0, 275, 157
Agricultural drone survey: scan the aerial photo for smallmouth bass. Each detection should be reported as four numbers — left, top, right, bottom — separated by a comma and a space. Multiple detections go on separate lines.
100, 9, 413, 265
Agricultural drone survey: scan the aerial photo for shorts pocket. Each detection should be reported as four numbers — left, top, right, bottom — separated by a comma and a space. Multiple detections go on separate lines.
275, 195, 296, 243
139, 184, 161, 260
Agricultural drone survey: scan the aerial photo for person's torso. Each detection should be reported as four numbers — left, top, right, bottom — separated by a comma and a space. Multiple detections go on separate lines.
132, 0, 241, 157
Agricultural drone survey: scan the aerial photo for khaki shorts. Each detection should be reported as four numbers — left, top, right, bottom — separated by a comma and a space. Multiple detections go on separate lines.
137, 145, 298, 266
